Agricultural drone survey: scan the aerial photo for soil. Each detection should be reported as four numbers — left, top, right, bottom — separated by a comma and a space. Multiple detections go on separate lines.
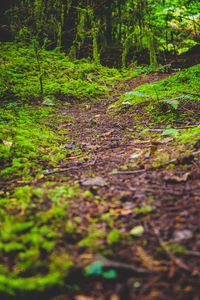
3, 73, 200, 300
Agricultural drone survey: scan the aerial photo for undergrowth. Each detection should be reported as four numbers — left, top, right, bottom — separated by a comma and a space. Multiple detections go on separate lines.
0, 182, 81, 297
115, 64, 200, 123
0, 105, 73, 179
0, 42, 137, 103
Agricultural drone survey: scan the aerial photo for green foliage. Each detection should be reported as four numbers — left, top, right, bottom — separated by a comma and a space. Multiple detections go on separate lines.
0, 104, 70, 179
130, 225, 144, 237
0, 182, 80, 295
107, 230, 121, 244
133, 204, 154, 214
0, 42, 133, 103
2, 0, 200, 67
84, 261, 117, 279
160, 99, 179, 109
116, 64, 200, 122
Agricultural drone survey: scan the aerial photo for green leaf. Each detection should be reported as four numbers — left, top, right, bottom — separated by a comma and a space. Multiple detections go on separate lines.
130, 153, 140, 159
107, 230, 121, 244
84, 261, 103, 276
130, 225, 144, 237
160, 99, 179, 109
162, 128, 178, 136
125, 91, 151, 97
102, 269, 117, 279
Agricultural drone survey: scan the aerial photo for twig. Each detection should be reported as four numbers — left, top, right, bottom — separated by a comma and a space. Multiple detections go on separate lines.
109, 169, 146, 175
135, 126, 198, 133
95, 255, 150, 274
192, 160, 200, 171
150, 223, 192, 273
184, 250, 200, 257
43, 167, 79, 175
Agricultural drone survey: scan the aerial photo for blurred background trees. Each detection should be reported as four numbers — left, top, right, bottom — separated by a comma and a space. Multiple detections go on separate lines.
1, 0, 200, 67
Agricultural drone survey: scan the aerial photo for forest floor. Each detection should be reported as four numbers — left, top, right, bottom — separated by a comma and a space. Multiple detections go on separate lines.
1, 72, 200, 300
46, 73, 200, 300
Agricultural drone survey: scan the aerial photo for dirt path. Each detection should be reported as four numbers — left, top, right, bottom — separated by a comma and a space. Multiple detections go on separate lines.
46, 74, 200, 300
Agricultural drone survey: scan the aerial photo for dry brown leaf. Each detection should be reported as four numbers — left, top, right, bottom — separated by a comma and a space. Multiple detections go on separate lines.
164, 172, 190, 182
110, 295, 120, 300
102, 129, 115, 137
136, 246, 165, 271
82, 176, 107, 187
157, 137, 173, 144
112, 208, 133, 216
75, 295, 93, 300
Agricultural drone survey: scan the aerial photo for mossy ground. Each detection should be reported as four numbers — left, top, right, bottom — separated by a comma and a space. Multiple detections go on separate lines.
116, 64, 200, 124
1, 42, 200, 299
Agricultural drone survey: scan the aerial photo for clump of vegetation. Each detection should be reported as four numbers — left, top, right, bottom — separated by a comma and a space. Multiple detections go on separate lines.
115, 64, 200, 123
0, 42, 134, 103
0, 182, 80, 295
0, 104, 74, 179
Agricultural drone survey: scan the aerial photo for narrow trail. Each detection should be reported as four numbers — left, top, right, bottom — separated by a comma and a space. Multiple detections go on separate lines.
47, 74, 200, 300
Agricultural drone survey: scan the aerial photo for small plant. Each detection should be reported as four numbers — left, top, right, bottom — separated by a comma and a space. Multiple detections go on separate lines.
84, 261, 117, 279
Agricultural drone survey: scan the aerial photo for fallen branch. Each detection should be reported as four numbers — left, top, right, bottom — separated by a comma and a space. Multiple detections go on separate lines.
43, 167, 79, 175
109, 169, 146, 175
94, 255, 150, 274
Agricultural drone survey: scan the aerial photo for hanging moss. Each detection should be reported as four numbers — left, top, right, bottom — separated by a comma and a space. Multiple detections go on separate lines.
147, 29, 158, 67
88, 7, 100, 66
122, 32, 134, 69
69, 8, 86, 59
57, 3, 65, 49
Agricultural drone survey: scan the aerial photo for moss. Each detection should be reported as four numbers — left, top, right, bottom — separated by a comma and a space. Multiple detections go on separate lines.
0, 42, 136, 103
0, 105, 71, 179
115, 64, 200, 123
0, 182, 80, 295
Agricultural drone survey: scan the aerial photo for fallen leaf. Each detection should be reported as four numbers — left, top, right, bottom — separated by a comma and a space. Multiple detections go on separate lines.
136, 246, 164, 271
110, 295, 120, 300
102, 129, 115, 136
82, 176, 107, 187
173, 229, 193, 242
130, 225, 144, 237
88, 114, 101, 122
130, 153, 141, 159
164, 172, 190, 182
75, 296, 93, 300
157, 137, 173, 144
